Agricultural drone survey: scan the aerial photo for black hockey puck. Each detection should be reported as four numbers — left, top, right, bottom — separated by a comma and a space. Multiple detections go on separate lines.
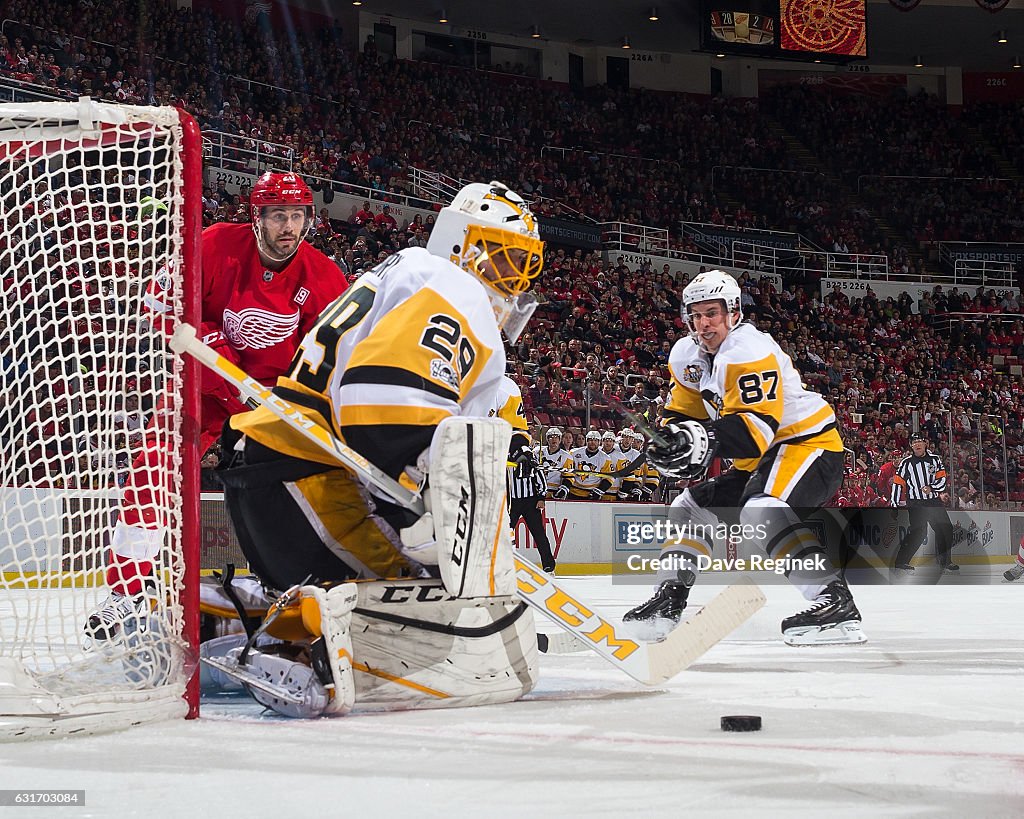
721, 715, 762, 732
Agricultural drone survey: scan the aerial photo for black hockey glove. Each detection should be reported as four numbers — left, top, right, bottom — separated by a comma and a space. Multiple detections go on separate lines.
645, 421, 715, 480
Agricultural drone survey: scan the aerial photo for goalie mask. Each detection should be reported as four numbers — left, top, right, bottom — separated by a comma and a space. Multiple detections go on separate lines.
426, 180, 544, 343
250, 172, 314, 265
681, 270, 743, 352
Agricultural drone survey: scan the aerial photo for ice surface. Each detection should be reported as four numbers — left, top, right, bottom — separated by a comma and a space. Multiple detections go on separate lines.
1, 576, 1021, 818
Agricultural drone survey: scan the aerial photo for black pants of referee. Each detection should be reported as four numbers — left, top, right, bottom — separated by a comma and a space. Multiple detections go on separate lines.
894, 501, 955, 568
509, 496, 555, 571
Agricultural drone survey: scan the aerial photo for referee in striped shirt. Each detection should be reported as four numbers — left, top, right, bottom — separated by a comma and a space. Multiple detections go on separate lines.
491, 377, 556, 574
508, 450, 556, 573
890, 433, 958, 573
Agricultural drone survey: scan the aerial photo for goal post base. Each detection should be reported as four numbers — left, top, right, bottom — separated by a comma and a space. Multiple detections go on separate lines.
0, 658, 188, 742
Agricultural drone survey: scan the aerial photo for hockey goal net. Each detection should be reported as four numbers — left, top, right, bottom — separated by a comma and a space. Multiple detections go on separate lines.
0, 99, 202, 739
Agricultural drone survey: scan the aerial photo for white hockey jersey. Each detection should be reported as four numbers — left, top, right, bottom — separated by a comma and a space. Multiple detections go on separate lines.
537, 445, 573, 493
233, 247, 506, 479
490, 375, 529, 444
664, 323, 843, 472
567, 445, 612, 495
600, 445, 629, 497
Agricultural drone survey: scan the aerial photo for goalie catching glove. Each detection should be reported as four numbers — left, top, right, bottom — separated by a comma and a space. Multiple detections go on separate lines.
645, 420, 715, 479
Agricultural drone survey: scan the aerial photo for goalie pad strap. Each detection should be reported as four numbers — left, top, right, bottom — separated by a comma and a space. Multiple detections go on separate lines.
353, 601, 529, 638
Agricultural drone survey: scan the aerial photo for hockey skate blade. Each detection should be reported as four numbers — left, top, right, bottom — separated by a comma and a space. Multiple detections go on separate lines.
783, 620, 868, 647
621, 616, 679, 644
200, 656, 306, 705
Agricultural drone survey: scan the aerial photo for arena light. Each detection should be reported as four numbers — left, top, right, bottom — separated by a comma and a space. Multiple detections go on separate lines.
1014, 56, 1022, 69
997, 30, 1008, 44
438, 8, 448, 23
913, 55, 923, 67
352, 1, 362, 5
530, 25, 541, 38
621, 35, 631, 49
715, 53, 726, 58
648, 6, 659, 21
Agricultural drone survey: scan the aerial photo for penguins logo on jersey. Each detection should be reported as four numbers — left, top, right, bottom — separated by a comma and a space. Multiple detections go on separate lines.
430, 358, 460, 392
701, 389, 724, 419
682, 364, 702, 384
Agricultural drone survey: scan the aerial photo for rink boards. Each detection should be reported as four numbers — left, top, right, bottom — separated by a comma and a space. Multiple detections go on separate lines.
2, 489, 1020, 580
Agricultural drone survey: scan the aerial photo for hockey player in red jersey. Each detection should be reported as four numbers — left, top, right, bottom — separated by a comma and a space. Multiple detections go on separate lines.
86, 172, 349, 641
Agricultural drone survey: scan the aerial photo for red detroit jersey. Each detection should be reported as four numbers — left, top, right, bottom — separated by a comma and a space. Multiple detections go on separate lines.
202, 222, 348, 382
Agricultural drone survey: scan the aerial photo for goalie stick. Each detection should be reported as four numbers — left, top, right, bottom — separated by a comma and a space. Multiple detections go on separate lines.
170, 323, 765, 685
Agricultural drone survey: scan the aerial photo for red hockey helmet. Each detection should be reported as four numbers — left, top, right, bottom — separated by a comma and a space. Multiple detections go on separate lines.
250, 171, 313, 219
249, 172, 314, 263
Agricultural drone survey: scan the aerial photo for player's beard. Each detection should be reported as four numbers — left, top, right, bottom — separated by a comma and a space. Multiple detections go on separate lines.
267, 233, 297, 259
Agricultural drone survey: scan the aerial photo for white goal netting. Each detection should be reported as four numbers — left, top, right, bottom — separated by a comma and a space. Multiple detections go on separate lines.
0, 99, 201, 739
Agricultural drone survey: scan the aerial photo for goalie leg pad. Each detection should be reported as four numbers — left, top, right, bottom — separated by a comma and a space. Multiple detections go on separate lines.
199, 574, 273, 620
349, 579, 538, 711
299, 583, 358, 716
428, 417, 515, 598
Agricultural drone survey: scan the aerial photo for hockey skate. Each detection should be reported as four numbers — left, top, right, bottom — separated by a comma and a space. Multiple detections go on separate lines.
781, 580, 867, 646
84, 584, 157, 643
1004, 563, 1024, 582
623, 578, 693, 640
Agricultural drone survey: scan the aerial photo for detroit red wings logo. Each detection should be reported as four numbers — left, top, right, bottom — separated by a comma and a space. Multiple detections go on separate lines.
223, 307, 300, 350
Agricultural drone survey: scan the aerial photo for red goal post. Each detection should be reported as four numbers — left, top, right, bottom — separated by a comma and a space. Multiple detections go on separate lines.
0, 98, 202, 738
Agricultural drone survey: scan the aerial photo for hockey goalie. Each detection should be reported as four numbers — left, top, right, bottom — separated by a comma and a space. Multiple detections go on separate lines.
200, 181, 546, 717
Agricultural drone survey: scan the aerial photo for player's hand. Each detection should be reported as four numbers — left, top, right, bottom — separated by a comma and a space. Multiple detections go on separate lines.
588, 487, 605, 500
552, 485, 570, 500
199, 325, 243, 402
645, 421, 714, 479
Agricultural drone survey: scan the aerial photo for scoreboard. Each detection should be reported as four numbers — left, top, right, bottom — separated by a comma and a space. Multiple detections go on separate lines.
702, 0, 867, 61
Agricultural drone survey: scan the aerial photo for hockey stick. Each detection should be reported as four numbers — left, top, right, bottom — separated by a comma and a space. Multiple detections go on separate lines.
170, 323, 765, 685
598, 390, 672, 448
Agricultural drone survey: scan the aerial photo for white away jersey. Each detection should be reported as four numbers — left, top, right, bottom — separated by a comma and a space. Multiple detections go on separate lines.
665, 323, 842, 471
567, 446, 612, 493
234, 247, 506, 478
537, 445, 573, 492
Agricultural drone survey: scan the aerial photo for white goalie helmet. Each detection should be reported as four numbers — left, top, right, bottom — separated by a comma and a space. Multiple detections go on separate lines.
681, 270, 743, 341
426, 180, 545, 343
